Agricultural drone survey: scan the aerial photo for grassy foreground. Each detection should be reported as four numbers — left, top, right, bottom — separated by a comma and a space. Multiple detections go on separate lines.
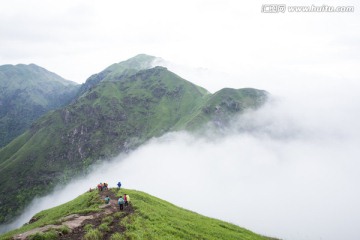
0, 188, 277, 240
114, 189, 275, 240
0, 191, 101, 240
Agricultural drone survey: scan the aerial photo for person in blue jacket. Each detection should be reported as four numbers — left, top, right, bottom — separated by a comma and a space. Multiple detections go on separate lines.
117, 181, 121, 189
118, 196, 125, 210
104, 195, 110, 204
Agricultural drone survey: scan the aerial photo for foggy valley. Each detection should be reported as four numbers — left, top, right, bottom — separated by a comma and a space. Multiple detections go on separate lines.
2, 80, 359, 240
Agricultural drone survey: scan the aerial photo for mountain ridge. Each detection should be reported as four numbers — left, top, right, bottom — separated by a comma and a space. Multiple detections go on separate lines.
0, 54, 268, 226
0, 63, 79, 147
0, 188, 278, 240
76, 54, 158, 97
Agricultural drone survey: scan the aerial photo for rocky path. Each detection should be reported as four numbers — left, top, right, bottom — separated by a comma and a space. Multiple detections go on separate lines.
13, 189, 133, 240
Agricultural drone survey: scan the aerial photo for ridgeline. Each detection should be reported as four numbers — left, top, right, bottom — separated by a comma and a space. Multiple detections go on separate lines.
0, 63, 79, 147
0, 54, 268, 225
0, 188, 279, 240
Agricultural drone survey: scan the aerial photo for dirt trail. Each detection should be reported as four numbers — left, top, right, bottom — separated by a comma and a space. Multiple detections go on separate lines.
13, 189, 133, 240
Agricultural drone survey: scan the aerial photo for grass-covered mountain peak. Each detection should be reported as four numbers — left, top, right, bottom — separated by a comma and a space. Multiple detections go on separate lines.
107, 53, 157, 71
0, 63, 77, 88
78, 54, 158, 96
0, 63, 79, 147
0, 188, 278, 240
0, 55, 268, 225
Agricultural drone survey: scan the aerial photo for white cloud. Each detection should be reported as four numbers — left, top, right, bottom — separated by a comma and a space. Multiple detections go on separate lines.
2, 85, 360, 239
1, 1, 360, 239
0, 0, 359, 86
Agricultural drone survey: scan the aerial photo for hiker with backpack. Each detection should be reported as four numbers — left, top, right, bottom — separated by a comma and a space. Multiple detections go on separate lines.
117, 181, 121, 189
118, 196, 125, 210
104, 195, 110, 204
124, 194, 130, 206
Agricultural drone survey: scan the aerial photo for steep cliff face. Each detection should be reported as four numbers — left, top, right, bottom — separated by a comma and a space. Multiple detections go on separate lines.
0, 56, 268, 224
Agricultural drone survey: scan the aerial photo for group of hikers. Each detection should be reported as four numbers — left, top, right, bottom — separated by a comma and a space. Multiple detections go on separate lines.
97, 182, 109, 191
104, 194, 131, 210
94, 181, 130, 211
93, 181, 120, 192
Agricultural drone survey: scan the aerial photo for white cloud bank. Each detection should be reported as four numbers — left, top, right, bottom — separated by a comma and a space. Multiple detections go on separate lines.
0, 0, 359, 86
1, 81, 360, 240
0, 1, 359, 239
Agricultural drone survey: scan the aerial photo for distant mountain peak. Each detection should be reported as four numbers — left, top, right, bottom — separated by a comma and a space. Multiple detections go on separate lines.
131, 53, 156, 60
0, 63, 80, 147
112, 53, 158, 71
78, 54, 161, 96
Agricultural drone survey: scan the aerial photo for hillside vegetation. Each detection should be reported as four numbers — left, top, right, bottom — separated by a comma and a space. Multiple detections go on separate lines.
0, 63, 79, 147
0, 54, 268, 224
0, 188, 277, 240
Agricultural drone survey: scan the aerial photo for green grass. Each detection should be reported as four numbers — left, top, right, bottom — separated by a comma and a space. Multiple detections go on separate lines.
0, 191, 101, 240
84, 224, 94, 232
58, 225, 71, 234
110, 232, 124, 240
28, 229, 58, 240
83, 229, 103, 240
0, 188, 277, 240
114, 189, 274, 240
102, 216, 114, 224
0, 58, 268, 224
113, 212, 125, 219
0, 63, 79, 148
98, 223, 110, 232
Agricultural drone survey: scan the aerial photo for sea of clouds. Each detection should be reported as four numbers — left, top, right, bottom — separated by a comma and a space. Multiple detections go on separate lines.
1, 80, 360, 240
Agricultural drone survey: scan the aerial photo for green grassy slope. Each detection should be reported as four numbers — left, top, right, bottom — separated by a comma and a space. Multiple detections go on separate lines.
0, 63, 79, 147
0, 66, 210, 224
0, 189, 276, 240
0, 190, 101, 240
77, 54, 157, 97
0, 56, 268, 224
115, 189, 273, 240
179, 88, 268, 130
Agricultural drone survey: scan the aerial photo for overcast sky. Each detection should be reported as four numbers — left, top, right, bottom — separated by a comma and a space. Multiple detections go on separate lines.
1, 1, 360, 239
1, 0, 359, 93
